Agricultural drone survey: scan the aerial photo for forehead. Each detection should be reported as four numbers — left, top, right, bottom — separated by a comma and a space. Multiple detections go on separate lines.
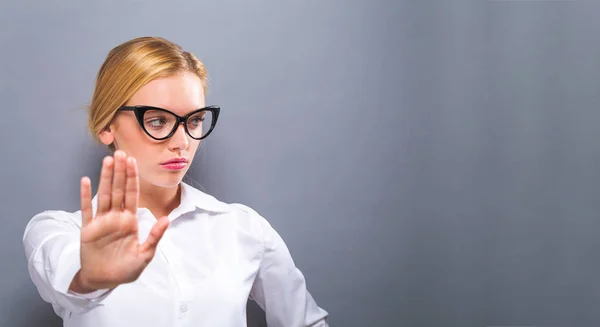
126, 72, 205, 115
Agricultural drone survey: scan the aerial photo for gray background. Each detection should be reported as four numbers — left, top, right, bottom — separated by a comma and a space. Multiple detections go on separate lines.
1, 0, 599, 326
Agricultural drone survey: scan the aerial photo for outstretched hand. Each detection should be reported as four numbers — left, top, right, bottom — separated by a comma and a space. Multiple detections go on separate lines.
71, 151, 169, 293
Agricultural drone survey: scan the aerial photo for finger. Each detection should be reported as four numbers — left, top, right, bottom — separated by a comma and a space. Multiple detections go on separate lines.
124, 157, 139, 213
140, 217, 169, 259
80, 177, 93, 227
97, 156, 114, 214
111, 150, 126, 210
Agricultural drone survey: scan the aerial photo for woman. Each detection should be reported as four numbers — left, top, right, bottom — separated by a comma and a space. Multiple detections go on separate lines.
23, 36, 329, 327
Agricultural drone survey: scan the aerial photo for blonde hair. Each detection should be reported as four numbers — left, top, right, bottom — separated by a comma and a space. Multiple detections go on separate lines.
88, 36, 208, 150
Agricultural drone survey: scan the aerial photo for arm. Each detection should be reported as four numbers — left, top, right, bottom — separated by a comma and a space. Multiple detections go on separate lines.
246, 208, 329, 327
23, 154, 168, 318
23, 210, 112, 317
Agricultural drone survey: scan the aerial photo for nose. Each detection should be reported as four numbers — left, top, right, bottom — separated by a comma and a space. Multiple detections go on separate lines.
167, 123, 190, 152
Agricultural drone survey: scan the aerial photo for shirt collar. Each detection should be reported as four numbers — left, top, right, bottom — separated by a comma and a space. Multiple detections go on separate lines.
91, 182, 231, 220
177, 181, 231, 214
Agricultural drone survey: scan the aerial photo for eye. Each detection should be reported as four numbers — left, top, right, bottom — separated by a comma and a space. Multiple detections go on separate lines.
187, 112, 206, 128
145, 118, 167, 129
189, 116, 204, 126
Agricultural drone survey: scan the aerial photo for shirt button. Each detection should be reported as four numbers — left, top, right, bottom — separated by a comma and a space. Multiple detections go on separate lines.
180, 304, 188, 313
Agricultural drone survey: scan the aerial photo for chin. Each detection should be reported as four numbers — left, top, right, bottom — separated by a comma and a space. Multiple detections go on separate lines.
142, 173, 185, 189
140, 165, 190, 188
164, 168, 191, 183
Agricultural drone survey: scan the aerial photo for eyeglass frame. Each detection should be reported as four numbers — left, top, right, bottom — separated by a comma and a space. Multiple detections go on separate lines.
117, 105, 220, 141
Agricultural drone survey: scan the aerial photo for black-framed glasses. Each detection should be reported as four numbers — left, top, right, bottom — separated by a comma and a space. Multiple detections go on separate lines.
117, 105, 220, 141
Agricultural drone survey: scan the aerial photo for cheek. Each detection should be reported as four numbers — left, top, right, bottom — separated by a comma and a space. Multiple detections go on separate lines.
114, 121, 144, 147
114, 132, 157, 162
128, 148, 156, 175
133, 150, 163, 184
188, 141, 201, 157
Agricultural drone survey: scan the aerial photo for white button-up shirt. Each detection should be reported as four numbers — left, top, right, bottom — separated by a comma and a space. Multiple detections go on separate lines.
23, 182, 329, 327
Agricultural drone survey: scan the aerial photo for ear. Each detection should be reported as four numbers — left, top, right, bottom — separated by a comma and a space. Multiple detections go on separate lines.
98, 125, 115, 146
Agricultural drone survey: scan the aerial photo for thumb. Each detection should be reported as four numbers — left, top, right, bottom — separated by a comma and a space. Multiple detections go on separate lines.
140, 216, 169, 259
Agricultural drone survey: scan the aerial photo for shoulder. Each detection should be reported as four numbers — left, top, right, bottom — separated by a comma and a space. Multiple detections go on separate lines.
225, 202, 274, 238
23, 209, 82, 258
24, 209, 82, 236
181, 182, 273, 232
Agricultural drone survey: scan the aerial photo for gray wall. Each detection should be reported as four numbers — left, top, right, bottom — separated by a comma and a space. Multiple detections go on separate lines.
1, 0, 600, 326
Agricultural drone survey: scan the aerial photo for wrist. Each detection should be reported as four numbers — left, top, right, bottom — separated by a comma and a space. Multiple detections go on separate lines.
69, 270, 98, 294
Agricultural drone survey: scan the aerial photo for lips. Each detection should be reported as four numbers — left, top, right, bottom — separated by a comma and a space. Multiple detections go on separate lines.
160, 158, 188, 171
161, 158, 188, 165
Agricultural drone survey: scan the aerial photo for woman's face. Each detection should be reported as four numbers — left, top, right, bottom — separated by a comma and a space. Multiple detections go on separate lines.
99, 71, 204, 190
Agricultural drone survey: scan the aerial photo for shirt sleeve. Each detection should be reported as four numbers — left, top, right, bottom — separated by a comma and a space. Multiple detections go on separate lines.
23, 210, 112, 318
241, 206, 329, 327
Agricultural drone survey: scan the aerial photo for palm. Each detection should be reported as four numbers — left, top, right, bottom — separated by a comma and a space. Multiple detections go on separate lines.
81, 210, 145, 283
78, 151, 169, 290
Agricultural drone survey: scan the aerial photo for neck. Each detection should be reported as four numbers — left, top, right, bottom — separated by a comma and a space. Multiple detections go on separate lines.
138, 180, 181, 219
